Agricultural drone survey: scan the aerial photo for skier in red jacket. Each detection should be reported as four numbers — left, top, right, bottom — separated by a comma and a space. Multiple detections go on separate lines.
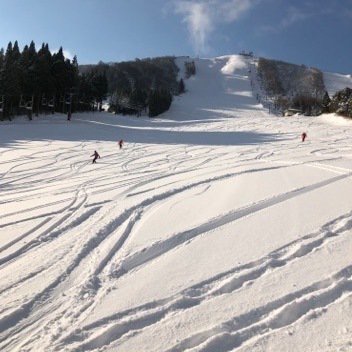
118, 139, 124, 149
91, 150, 100, 163
301, 132, 307, 142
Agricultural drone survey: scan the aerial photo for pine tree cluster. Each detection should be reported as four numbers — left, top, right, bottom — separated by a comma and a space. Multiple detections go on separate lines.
321, 91, 331, 113
0, 41, 108, 120
257, 58, 327, 115
329, 87, 352, 117
257, 58, 284, 95
178, 78, 185, 94
81, 56, 179, 117
185, 61, 196, 78
148, 89, 173, 117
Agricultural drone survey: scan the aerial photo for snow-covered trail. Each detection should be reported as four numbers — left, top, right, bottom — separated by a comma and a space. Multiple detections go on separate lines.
1, 55, 352, 352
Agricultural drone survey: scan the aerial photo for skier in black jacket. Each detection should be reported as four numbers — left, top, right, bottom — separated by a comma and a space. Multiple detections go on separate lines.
91, 150, 100, 164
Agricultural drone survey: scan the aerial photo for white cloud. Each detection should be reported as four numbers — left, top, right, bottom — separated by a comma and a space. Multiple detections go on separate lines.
173, 0, 258, 54
218, 0, 256, 22
280, 6, 310, 28
260, 6, 313, 34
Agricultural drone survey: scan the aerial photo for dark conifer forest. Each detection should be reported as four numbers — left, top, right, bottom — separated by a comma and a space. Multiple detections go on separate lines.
80, 56, 181, 117
0, 41, 186, 120
0, 41, 108, 120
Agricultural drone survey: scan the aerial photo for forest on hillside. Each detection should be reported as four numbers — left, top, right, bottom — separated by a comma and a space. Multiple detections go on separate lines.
0, 41, 107, 120
80, 57, 190, 117
257, 58, 326, 115
0, 40, 189, 120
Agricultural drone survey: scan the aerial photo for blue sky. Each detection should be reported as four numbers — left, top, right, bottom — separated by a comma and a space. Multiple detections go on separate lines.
0, 0, 351, 73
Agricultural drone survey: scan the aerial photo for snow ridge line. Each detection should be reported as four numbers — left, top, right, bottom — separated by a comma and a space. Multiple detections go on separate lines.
121, 151, 229, 198
0, 152, 59, 184
168, 267, 352, 352
123, 161, 293, 207
0, 217, 52, 253
0, 142, 88, 186
0, 188, 91, 268
1, 166, 237, 339
26, 165, 281, 350
22, 208, 148, 350
2, 155, 350, 347
60, 209, 352, 351
93, 208, 143, 277
115, 172, 351, 278
0, 206, 124, 336
0, 187, 83, 226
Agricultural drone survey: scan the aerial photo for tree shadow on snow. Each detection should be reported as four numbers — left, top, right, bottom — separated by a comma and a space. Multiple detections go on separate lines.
0, 117, 287, 147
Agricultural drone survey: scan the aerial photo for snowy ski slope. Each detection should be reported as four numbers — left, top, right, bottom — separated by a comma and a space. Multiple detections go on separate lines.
1, 55, 352, 351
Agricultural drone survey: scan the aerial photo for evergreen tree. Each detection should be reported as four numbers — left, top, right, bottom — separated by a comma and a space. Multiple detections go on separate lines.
330, 87, 352, 117
91, 71, 108, 109
51, 47, 66, 98
178, 78, 185, 94
0, 42, 179, 118
0, 41, 88, 117
148, 89, 172, 117
19, 42, 37, 96
322, 91, 331, 113
185, 61, 196, 78
1, 42, 21, 116
0, 48, 4, 94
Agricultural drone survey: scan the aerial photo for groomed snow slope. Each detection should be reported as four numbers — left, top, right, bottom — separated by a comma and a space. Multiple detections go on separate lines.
1, 55, 352, 352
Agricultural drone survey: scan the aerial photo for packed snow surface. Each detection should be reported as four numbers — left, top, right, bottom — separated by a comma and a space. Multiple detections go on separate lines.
1, 55, 352, 352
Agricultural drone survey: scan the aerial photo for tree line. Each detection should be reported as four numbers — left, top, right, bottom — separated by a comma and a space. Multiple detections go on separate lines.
326, 88, 352, 117
257, 56, 352, 117
81, 56, 187, 117
257, 58, 327, 115
0, 40, 107, 120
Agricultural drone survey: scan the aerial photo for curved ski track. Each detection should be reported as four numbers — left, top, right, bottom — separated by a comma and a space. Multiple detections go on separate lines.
1, 57, 352, 352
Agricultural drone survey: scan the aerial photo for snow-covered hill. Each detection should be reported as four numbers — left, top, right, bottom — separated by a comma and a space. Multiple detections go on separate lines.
1, 55, 352, 352
324, 71, 352, 97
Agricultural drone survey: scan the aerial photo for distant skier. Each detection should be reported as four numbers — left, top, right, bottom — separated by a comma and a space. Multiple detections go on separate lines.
301, 132, 307, 142
91, 150, 100, 164
118, 139, 124, 149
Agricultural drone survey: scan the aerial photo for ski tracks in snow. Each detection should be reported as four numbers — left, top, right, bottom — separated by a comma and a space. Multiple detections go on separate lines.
1, 56, 352, 352
52, 184, 352, 352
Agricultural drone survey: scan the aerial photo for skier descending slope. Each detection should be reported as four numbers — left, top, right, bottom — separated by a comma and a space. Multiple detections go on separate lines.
301, 132, 307, 142
91, 150, 100, 164
118, 139, 124, 149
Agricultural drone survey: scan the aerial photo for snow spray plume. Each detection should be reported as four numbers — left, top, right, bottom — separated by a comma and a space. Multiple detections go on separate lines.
174, 1, 213, 55
173, 0, 259, 55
